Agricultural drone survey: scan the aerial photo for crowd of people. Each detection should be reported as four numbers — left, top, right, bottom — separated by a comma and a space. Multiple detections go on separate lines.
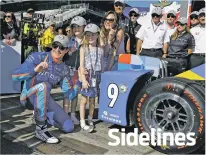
9, 0, 206, 144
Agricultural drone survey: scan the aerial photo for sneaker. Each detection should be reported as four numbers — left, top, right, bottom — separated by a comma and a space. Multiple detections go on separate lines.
81, 124, 94, 133
35, 124, 59, 144
71, 114, 80, 125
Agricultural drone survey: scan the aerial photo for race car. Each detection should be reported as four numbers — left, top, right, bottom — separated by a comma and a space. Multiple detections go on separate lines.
98, 54, 205, 154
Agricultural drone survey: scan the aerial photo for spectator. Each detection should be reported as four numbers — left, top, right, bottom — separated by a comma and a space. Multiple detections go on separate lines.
23, 8, 39, 59
79, 23, 104, 132
165, 10, 177, 37
100, 11, 124, 71
26, 8, 34, 18
113, 0, 129, 52
164, 17, 195, 76
66, 26, 72, 39
41, 21, 56, 52
126, 8, 141, 54
113, 0, 129, 30
0, 11, 5, 40
62, 16, 87, 125
2, 11, 20, 46
12, 35, 82, 144
190, 11, 199, 28
190, 8, 205, 68
136, 7, 169, 58
56, 27, 64, 35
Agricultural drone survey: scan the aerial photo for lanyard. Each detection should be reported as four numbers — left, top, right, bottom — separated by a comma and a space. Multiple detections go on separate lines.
88, 46, 98, 76
151, 21, 161, 33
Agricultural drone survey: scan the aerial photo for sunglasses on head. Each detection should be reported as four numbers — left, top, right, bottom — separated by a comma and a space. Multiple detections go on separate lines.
130, 13, 138, 17
114, 2, 124, 7
190, 15, 198, 19
52, 42, 67, 51
104, 18, 115, 23
152, 13, 160, 18
167, 14, 175, 18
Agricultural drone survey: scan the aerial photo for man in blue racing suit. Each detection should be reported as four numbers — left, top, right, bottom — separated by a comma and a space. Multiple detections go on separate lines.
12, 35, 82, 144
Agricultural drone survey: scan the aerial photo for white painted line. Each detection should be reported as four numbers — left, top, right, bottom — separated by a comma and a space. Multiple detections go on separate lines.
0, 105, 21, 112
28, 141, 42, 148
0, 94, 20, 99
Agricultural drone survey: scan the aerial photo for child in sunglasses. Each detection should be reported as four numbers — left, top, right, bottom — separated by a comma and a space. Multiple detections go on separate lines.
62, 16, 87, 125
79, 23, 104, 132
12, 35, 82, 144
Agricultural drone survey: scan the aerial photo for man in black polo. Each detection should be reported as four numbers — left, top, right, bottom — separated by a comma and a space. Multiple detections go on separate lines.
113, 0, 129, 52
126, 8, 141, 54
113, 0, 129, 30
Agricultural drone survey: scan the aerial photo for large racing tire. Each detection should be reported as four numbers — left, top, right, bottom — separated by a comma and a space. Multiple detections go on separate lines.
133, 77, 205, 154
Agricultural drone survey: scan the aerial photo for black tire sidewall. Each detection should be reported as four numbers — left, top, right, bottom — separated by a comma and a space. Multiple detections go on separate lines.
133, 78, 205, 154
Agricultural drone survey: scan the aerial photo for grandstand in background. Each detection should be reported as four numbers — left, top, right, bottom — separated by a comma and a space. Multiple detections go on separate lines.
0, 0, 123, 25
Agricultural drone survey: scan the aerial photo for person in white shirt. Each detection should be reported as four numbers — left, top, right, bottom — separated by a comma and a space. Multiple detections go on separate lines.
136, 7, 169, 58
165, 10, 177, 37
190, 8, 205, 68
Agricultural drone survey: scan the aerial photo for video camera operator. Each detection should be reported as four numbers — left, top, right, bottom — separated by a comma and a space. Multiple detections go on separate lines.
22, 8, 45, 60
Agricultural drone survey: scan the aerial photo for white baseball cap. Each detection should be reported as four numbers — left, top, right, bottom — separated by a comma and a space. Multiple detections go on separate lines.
152, 7, 162, 15
167, 10, 176, 16
176, 17, 188, 24
129, 8, 140, 15
70, 16, 86, 27
53, 35, 69, 48
84, 23, 100, 33
190, 11, 199, 16
114, 0, 125, 4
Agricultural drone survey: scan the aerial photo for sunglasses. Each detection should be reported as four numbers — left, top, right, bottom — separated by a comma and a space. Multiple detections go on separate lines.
130, 13, 138, 17
104, 18, 115, 23
52, 42, 67, 51
152, 13, 161, 18
5, 16, 11, 18
190, 15, 198, 19
66, 30, 70, 32
114, 2, 124, 7
167, 14, 175, 18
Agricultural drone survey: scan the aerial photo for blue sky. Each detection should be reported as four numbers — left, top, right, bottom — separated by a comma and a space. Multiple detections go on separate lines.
126, 0, 182, 7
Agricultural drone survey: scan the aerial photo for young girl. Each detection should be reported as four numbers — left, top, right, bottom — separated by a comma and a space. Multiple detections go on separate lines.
79, 23, 104, 132
62, 16, 87, 125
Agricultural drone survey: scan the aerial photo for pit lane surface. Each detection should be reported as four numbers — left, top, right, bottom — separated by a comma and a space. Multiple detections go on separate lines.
0, 89, 174, 154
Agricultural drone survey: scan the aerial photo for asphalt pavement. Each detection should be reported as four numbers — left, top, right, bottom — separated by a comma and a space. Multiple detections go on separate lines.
1, 132, 34, 154
0, 90, 205, 155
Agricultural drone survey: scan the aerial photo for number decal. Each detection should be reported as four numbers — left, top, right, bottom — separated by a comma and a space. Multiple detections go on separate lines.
108, 83, 119, 108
